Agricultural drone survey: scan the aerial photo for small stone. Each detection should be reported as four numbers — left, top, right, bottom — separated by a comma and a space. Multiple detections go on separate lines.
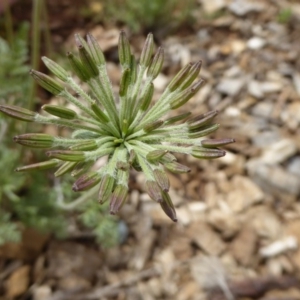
247, 36, 266, 49
177, 281, 201, 300
281, 102, 300, 130
266, 256, 293, 276
200, 0, 226, 14
169, 187, 184, 206
169, 232, 193, 262
293, 72, 300, 96
226, 175, 264, 213
167, 173, 183, 190
186, 179, 202, 199
176, 206, 192, 226
155, 248, 175, 275
260, 139, 297, 165
266, 70, 285, 82
197, 29, 211, 43
251, 131, 280, 148
5, 265, 30, 298
187, 201, 207, 213
187, 221, 226, 255
216, 78, 245, 96
145, 202, 173, 224
230, 226, 257, 266
195, 83, 213, 105
190, 256, 229, 291
248, 80, 264, 98
218, 151, 238, 165
213, 15, 235, 27
130, 229, 156, 270
221, 154, 246, 176
207, 210, 241, 238
58, 275, 91, 292
286, 220, 300, 269
229, 0, 265, 16
259, 236, 298, 258
230, 39, 247, 54
260, 81, 283, 93
287, 156, 300, 177
247, 159, 300, 196
147, 278, 163, 298
136, 172, 146, 186
224, 106, 241, 117
224, 66, 242, 78
251, 101, 273, 118
278, 63, 294, 76
0, 228, 49, 260
33, 285, 52, 300
140, 192, 151, 202
248, 206, 282, 239
153, 73, 168, 91
188, 203, 208, 222
88, 26, 119, 51
130, 189, 140, 208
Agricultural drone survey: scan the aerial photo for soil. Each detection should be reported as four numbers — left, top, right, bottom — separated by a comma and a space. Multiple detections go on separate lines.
1, 0, 300, 299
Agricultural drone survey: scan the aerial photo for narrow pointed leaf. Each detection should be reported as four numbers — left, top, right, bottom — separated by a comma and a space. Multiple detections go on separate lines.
55, 161, 78, 177
153, 169, 170, 192
14, 133, 54, 148
201, 138, 236, 148
42, 56, 68, 82
30, 69, 64, 95
15, 159, 60, 172
91, 101, 109, 123
46, 150, 85, 161
147, 47, 164, 79
118, 30, 131, 67
145, 180, 163, 202
98, 175, 115, 204
143, 120, 163, 132
140, 82, 154, 111
164, 161, 191, 173
78, 43, 99, 77
164, 112, 191, 125
0, 105, 36, 121
86, 33, 105, 66
110, 185, 128, 214
140, 33, 154, 67
160, 191, 177, 222
67, 52, 90, 82
72, 171, 101, 191
42, 104, 77, 120
167, 63, 192, 92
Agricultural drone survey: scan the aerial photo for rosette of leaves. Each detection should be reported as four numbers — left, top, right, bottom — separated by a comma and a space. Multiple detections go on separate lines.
0, 31, 234, 221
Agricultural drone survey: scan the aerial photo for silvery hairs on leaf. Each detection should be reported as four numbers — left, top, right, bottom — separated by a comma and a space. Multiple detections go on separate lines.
0, 31, 235, 221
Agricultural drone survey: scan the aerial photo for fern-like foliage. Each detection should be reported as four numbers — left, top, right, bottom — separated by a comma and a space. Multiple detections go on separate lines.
0, 23, 30, 101
79, 201, 119, 247
0, 213, 21, 245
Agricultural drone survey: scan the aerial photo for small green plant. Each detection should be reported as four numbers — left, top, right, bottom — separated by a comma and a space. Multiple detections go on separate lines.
0, 23, 29, 244
0, 24, 30, 100
277, 8, 292, 24
79, 201, 119, 247
85, 0, 196, 34
0, 213, 21, 245
0, 23, 70, 244
0, 31, 234, 222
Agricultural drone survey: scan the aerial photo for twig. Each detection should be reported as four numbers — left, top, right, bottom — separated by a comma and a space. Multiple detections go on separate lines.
54, 179, 98, 210
49, 266, 161, 300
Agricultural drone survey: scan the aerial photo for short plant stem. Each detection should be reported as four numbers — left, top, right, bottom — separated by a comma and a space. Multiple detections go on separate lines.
55, 179, 98, 210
